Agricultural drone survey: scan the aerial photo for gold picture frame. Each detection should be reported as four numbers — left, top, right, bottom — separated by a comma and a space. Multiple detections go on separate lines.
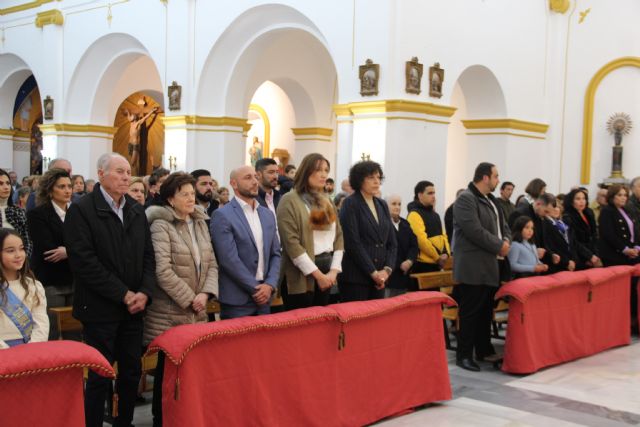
359, 59, 379, 97
428, 63, 444, 98
405, 57, 423, 95
43, 96, 54, 120
168, 81, 182, 111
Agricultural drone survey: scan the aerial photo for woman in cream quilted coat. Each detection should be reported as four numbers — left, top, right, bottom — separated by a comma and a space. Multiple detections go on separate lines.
144, 172, 218, 426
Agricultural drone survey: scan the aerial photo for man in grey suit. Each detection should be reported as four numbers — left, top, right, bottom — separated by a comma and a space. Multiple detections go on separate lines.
452, 162, 511, 372
210, 165, 281, 319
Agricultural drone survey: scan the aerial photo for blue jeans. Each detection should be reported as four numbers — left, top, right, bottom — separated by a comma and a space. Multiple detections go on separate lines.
220, 302, 270, 320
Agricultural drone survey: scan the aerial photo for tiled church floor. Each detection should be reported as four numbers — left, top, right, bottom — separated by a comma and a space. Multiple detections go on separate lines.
124, 337, 640, 427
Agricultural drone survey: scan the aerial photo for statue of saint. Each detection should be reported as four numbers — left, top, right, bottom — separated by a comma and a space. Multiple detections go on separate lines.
19, 95, 32, 131
248, 136, 263, 167
123, 106, 159, 175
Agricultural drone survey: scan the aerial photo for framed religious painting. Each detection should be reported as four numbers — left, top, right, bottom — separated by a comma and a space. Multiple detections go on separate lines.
359, 59, 379, 96
428, 63, 444, 98
405, 57, 423, 95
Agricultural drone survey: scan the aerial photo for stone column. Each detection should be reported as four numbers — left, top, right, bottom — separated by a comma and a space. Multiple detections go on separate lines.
39, 124, 117, 179
291, 127, 336, 169
162, 115, 251, 183
333, 100, 456, 212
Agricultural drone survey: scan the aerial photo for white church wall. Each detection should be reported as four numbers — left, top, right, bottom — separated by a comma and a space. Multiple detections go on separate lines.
244, 30, 336, 129
558, 0, 640, 193
0, 0, 638, 197
445, 82, 470, 208
194, 1, 350, 116
383, 119, 450, 215
591, 68, 640, 185
61, 2, 167, 103
394, 0, 546, 120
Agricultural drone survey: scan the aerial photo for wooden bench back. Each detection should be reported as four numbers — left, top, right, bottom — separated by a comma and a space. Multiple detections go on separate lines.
48, 306, 83, 340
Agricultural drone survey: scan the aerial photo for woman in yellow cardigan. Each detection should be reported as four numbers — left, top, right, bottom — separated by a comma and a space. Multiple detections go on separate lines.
407, 181, 450, 277
277, 153, 344, 310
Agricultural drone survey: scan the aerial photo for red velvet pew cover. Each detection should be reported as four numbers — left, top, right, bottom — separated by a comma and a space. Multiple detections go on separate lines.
495, 267, 632, 374
148, 292, 454, 427
0, 340, 115, 427
635, 264, 640, 332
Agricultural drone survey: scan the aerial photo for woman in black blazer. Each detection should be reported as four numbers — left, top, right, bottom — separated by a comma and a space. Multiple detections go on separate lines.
598, 185, 640, 266
338, 161, 397, 301
541, 196, 578, 273
27, 168, 74, 339
563, 188, 602, 269
598, 184, 640, 331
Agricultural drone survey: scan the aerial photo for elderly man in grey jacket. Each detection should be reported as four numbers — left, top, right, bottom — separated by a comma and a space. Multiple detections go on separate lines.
452, 162, 511, 372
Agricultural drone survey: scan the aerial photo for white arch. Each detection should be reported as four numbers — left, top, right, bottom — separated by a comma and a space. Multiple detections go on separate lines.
0, 53, 39, 128
449, 64, 508, 118
196, 4, 338, 126
65, 33, 163, 125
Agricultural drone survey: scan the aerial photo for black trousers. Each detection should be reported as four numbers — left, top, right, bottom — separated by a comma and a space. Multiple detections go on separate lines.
82, 319, 143, 427
339, 281, 384, 302
152, 351, 165, 427
454, 284, 496, 361
282, 252, 333, 310
283, 281, 332, 310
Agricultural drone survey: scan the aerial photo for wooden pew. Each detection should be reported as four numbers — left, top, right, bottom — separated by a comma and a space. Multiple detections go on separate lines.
411, 270, 458, 349
48, 306, 83, 340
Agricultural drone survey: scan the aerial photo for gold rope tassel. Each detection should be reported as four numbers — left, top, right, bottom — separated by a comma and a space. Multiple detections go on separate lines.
112, 392, 119, 418
174, 377, 180, 400
338, 329, 346, 351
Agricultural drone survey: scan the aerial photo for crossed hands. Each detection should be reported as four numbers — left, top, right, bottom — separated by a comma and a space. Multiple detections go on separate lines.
253, 284, 274, 306
313, 269, 339, 291
191, 293, 209, 313
371, 270, 390, 290
123, 291, 148, 314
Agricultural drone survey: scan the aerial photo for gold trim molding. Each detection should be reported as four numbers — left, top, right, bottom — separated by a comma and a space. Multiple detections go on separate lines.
333, 100, 457, 118
35, 9, 63, 27
39, 123, 118, 135
162, 115, 250, 131
549, 0, 570, 14
466, 132, 546, 141
0, 129, 32, 138
291, 127, 333, 137
461, 119, 549, 134
581, 56, 640, 184
0, 0, 54, 16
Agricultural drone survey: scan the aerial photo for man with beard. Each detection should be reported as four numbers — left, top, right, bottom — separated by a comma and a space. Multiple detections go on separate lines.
190, 169, 220, 225
210, 165, 281, 319
255, 158, 281, 218
452, 162, 510, 371
324, 178, 335, 197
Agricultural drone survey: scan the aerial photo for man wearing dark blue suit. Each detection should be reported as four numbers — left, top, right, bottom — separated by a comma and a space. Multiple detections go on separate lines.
210, 165, 281, 319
